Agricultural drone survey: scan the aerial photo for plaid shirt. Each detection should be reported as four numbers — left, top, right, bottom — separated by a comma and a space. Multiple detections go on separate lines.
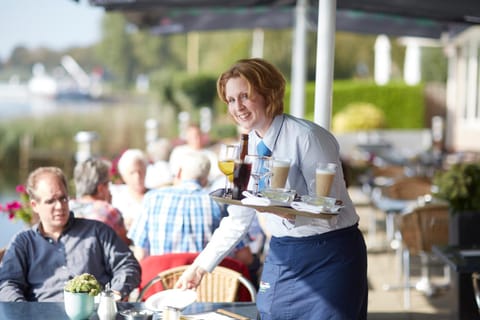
128, 180, 222, 255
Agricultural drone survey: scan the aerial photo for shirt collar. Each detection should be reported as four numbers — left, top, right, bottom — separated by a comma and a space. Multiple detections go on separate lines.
257, 114, 284, 151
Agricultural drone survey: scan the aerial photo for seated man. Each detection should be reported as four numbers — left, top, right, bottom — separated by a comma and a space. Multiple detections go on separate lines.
69, 158, 131, 245
128, 151, 254, 267
0, 166, 140, 302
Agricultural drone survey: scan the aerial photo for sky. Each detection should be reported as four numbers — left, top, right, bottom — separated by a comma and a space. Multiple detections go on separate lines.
0, 0, 104, 61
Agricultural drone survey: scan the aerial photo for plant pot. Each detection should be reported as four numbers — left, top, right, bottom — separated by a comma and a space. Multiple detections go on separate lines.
64, 290, 95, 320
449, 210, 480, 246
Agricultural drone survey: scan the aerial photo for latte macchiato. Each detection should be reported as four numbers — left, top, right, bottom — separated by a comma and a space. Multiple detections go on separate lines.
270, 158, 291, 188
315, 163, 337, 197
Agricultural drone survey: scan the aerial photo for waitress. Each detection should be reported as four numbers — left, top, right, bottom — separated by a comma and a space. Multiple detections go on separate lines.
176, 58, 367, 320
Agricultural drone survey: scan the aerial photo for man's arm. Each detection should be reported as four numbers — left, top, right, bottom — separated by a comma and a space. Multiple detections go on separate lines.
101, 226, 141, 300
0, 237, 29, 301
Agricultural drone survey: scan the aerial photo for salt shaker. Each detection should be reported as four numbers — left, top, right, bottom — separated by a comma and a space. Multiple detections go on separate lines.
97, 283, 117, 320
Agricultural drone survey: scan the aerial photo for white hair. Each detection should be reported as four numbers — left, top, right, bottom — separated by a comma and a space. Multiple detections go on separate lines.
117, 149, 148, 176
180, 151, 211, 181
147, 138, 172, 162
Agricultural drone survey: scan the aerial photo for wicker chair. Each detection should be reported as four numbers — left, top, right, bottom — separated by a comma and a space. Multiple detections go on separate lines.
377, 176, 433, 249
399, 203, 450, 308
136, 253, 254, 302
0, 248, 5, 263
371, 165, 406, 186
382, 176, 432, 201
137, 265, 257, 303
362, 165, 408, 248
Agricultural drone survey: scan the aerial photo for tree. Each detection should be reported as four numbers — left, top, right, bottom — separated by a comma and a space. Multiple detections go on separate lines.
96, 13, 134, 88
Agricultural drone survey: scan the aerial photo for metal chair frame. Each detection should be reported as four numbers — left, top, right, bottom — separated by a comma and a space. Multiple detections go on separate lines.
399, 203, 450, 308
137, 265, 257, 303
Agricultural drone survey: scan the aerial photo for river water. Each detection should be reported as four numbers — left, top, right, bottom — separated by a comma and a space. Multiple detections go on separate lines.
0, 94, 112, 248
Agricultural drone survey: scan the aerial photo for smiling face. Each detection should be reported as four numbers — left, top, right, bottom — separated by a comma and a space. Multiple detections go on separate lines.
225, 77, 272, 137
30, 172, 70, 237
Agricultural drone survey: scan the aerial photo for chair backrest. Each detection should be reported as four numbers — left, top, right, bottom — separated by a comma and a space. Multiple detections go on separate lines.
138, 253, 254, 301
372, 165, 406, 180
383, 176, 432, 201
0, 248, 5, 263
400, 204, 449, 255
138, 265, 256, 303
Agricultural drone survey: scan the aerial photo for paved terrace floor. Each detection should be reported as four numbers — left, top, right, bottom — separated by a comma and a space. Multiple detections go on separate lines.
351, 187, 456, 320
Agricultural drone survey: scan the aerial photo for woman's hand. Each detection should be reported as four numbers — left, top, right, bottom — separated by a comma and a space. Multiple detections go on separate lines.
174, 265, 207, 290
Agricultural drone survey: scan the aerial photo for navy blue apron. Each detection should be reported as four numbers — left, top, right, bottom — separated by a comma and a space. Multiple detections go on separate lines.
257, 224, 368, 320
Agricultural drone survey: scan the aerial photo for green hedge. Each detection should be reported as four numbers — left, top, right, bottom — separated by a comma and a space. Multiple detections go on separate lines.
284, 80, 425, 129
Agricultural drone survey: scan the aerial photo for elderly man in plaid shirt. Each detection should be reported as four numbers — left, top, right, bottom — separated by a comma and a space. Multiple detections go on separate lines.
129, 151, 239, 260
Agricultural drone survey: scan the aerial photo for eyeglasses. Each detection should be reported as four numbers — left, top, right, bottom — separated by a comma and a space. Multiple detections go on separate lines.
40, 195, 69, 206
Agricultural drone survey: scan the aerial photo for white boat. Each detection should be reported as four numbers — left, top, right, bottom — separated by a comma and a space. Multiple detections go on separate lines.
0, 55, 103, 102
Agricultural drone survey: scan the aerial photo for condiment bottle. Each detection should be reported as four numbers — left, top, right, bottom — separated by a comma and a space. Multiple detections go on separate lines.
97, 283, 117, 320
232, 133, 251, 200
239, 133, 249, 161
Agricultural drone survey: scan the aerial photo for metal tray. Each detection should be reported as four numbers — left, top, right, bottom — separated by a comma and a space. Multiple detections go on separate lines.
210, 189, 340, 220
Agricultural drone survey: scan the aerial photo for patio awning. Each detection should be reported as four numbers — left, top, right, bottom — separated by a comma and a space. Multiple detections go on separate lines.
85, 0, 480, 129
88, 0, 480, 39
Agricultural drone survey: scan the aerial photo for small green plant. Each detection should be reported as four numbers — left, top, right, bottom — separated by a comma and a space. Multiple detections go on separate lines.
64, 273, 102, 296
433, 162, 480, 214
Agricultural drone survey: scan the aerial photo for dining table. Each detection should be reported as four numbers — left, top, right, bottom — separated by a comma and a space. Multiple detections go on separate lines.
432, 245, 480, 320
0, 301, 258, 320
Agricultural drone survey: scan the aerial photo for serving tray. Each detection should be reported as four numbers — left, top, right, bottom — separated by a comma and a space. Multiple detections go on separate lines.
210, 189, 340, 220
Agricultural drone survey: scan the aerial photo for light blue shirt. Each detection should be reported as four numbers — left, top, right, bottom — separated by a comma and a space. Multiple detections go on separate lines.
195, 114, 360, 271
248, 114, 359, 235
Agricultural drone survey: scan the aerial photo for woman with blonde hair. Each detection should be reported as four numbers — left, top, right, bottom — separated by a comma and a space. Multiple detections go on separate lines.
176, 58, 367, 320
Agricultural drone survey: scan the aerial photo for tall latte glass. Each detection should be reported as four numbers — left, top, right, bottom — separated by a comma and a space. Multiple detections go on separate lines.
270, 158, 291, 188
315, 162, 337, 197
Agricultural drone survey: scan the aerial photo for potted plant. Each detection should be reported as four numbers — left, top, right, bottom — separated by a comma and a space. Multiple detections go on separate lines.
64, 273, 102, 320
433, 162, 480, 246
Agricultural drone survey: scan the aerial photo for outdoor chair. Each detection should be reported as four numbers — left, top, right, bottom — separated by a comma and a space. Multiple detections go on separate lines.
399, 203, 450, 308
137, 265, 257, 303
136, 253, 255, 302
374, 176, 433, 249
362, 164, 407, 248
